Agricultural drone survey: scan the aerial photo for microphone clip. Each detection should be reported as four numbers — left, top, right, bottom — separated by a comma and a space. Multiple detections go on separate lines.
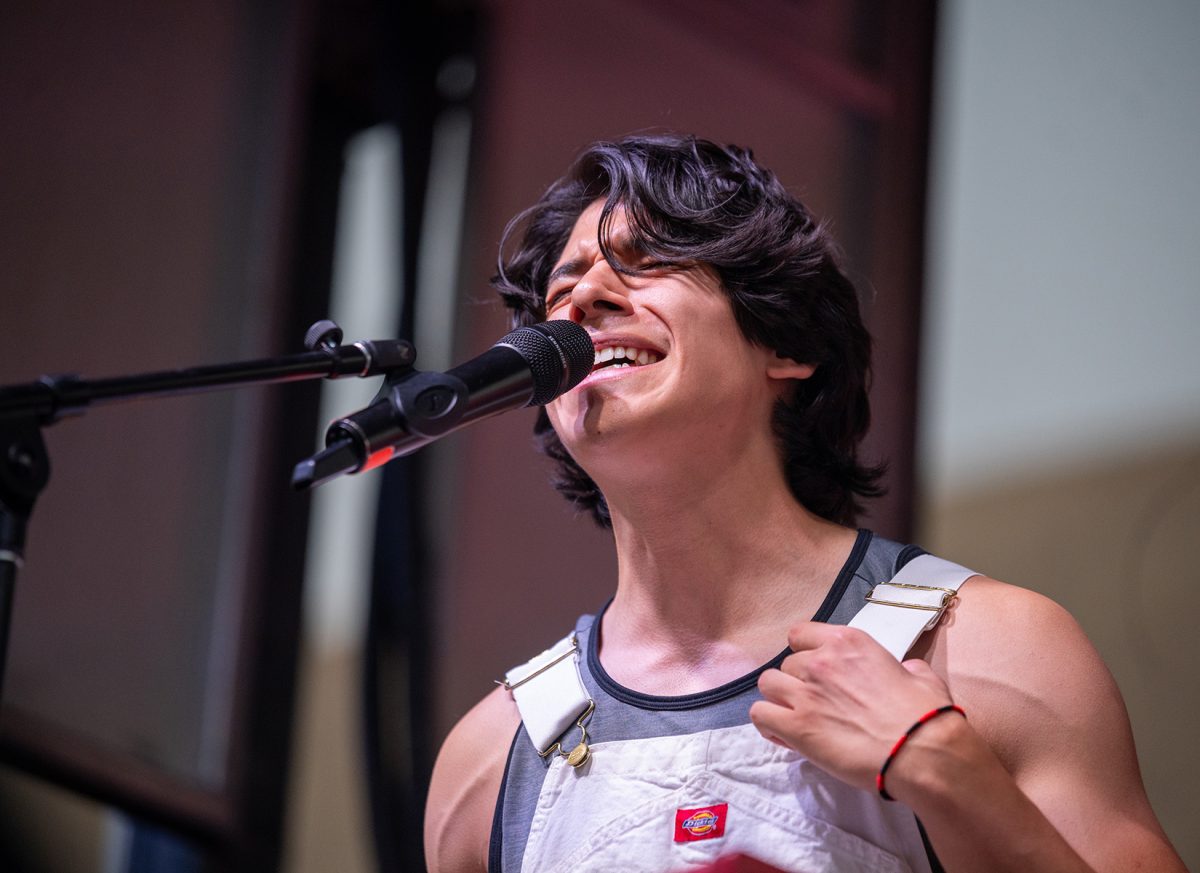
328, 368, 470, 463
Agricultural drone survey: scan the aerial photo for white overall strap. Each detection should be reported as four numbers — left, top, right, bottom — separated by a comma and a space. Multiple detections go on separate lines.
501, 633, 592, 756
847, 554, 979, 659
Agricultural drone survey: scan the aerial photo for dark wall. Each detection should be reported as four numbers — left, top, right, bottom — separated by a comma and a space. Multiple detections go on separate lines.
0, 1, 321, 869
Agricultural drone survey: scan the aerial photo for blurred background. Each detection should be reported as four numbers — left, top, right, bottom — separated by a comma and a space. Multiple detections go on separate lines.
0, 1, 1195, 871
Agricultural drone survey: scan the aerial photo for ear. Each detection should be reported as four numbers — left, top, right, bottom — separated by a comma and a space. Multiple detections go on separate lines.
765, 352, 816, 382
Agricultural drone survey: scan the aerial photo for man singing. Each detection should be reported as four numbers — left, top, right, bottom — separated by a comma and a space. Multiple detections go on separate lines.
424, 134, 1184, 873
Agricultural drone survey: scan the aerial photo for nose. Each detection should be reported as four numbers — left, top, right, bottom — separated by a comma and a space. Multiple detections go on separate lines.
565, 259, 634, 324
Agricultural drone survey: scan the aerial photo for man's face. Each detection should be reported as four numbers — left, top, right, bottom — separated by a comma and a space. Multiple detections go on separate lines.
542, 200, 794, 479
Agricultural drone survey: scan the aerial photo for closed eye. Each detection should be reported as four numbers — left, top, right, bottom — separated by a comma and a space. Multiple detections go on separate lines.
545, 286, 572, 312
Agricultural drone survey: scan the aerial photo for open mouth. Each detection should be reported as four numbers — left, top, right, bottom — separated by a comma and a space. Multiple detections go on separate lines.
592, 344, 661, 372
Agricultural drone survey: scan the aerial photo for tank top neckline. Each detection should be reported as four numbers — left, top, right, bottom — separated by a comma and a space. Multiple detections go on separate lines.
584, 528, 874, 711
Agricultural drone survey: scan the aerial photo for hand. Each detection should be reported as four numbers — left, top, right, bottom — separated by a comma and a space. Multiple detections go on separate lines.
749, 622, 954, 791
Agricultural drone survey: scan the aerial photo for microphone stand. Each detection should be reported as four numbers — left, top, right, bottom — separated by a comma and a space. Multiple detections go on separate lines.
0, 320, 414, 700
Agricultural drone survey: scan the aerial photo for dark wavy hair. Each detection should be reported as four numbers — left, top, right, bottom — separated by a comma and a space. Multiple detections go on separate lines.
494, 133, 883, 527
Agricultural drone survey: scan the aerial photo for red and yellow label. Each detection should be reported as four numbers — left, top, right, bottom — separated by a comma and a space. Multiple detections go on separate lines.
674, 803, 728, 842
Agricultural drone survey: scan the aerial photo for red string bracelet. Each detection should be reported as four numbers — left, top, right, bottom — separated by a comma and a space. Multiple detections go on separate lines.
876, 703, 966, 802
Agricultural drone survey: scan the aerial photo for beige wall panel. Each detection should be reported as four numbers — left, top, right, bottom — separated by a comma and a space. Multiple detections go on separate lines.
919, 441, 1200, 867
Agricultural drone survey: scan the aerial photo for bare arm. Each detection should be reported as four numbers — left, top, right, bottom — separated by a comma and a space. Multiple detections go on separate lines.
424, 686, 521, 873
750, 578, 1185, 873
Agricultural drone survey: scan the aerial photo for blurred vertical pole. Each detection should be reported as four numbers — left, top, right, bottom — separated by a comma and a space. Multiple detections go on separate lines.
363, 3, 478, 872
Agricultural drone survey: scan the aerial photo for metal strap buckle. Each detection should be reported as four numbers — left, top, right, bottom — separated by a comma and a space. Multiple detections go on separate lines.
497, 634, 578, 692
865, 581, 958, 613
538, 699, 596, 768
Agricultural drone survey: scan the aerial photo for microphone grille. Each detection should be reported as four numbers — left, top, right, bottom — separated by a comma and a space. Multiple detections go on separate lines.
499, 321, 594, 406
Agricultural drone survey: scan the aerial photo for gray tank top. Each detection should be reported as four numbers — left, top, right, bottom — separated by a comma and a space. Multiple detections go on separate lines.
489, 530, 932, 872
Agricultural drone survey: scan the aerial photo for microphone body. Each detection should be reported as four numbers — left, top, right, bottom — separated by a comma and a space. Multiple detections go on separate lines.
293, 321, 593, 489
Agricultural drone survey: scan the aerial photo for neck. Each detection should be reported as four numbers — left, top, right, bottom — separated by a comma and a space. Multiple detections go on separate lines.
593, 441, 858, 689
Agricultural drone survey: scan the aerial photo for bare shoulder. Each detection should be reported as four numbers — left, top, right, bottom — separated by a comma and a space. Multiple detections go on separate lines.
918, 576, 1122, 764
916, 575, 1179, 858
424, 684, 522, 873
925, 574, 1097, 683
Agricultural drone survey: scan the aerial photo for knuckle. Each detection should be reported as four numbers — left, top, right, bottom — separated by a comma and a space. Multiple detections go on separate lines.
807, 654, 833, 676
828, 625, 859, 645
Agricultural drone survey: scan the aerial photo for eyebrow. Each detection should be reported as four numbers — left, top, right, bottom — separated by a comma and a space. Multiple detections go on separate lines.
548, 229, 650, 288
547, 259, 587, 286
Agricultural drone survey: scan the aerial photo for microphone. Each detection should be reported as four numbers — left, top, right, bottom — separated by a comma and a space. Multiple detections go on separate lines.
292, 320, 593, 489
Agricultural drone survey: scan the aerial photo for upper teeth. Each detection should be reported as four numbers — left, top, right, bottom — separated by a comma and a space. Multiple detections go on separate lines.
595, 345, 659, 368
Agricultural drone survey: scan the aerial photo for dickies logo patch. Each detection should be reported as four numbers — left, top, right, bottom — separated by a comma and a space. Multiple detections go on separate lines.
674, 803, 728, 842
